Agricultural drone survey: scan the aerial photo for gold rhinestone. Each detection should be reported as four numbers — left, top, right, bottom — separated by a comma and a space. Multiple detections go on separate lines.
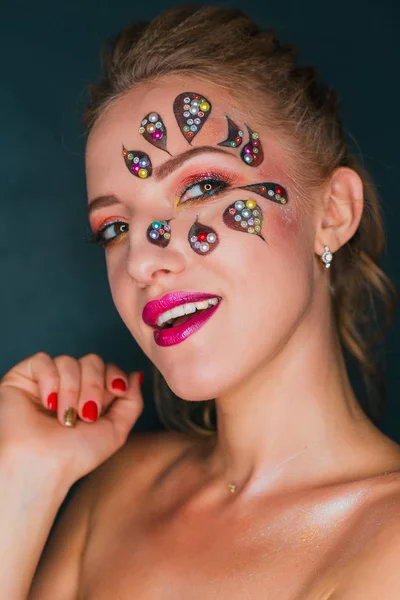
254, 218, 261, 225
280, 198, 287, 204
228, 483, 237, 493
138, 127, 145, 134
248, 227, 255, 234
255, 226, 261, 232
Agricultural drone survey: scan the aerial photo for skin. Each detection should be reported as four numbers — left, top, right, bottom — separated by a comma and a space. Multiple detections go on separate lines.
30, 74, 400, 599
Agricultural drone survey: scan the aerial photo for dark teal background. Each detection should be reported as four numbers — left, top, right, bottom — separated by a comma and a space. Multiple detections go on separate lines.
1, 0, 399, 436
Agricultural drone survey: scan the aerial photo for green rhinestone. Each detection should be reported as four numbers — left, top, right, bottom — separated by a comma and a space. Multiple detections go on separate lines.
127, 153, 134, 160
152, 221, 162, 230
252, 132, 259, 139
252, 210, 260, 216
275, 194, 281, 200
255, 225, 261, 232
248, 227, 255, 234
230, 141, 237, 147
183, 125, 190, 132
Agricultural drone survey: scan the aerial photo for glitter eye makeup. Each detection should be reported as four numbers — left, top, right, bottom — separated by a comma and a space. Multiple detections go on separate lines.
179, 176, 230, 205
238, 182, 288, 205
223, 200, 265, 241
173, 92, 212, 144
122, 146, 152, 178
139, 112, 170, 154
217, 116, 244, 149
88, 219, 129, 248
188, 219, 219, 255
147, 220, 172, 247
240, 126, 264, 167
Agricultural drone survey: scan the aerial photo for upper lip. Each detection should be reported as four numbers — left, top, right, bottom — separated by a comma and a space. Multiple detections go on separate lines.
142, 291, 221, 328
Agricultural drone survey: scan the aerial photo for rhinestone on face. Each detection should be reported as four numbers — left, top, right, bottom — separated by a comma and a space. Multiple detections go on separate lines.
268, 190, 274, 196
194, 118, 201, 125
190, 125, 197, 132
187, 119, 194, 125
241, 221, 247, 228
200, 242, 209, 252
127, 153, 134, 160
234, 214, 242, 222
148, 112, 159, 123
183, 125, 190, 132
183, 104, 190, 110
138, 127, 145, 134
139, 158, 149, 168
242, 209, 251, 219
190, 236, 197, 243
253, 210, 259, 216
141, 119, 148, 126
235, 201, 245, 210
156, 121, 162, 128
254, 218, 261, 225
194, 241, 201, 249
138, 169, 148, 178
248, 227, 255, 233
255, 225, 261, 232
244, 155, 253, 164
133, 156, 139, 164
183, 111, 190, 118
164, 233, 171, 240
248, 218, 255, 226
246, 200, 256, 209
149, 230, 159, 239
184, 97, 190, 103
207, 233, 216, 243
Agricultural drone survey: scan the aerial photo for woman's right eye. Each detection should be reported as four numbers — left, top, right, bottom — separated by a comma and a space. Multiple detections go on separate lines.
96, 220, 129, 247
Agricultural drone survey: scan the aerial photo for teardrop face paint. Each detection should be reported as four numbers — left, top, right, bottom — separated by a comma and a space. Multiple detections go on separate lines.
173, 92, 212, 144
122, 146, 152, 178
238, 182, 288, 205
223, 200, 265, 242
240, 126, 264, 167
188, 220, 219, 255
217, 115, 244, 149
139, 112, 169, 154
147, 220, 172, 247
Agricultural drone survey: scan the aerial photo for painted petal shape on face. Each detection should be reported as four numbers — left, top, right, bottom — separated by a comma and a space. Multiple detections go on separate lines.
147, 220, 172, 248
217, 116, 244, 149
122, 146, 153, 178
139, 112, 169, 154
173, 92, 212, 144
238, 182, 288, 205
188, 220, 219, 255
223, 199, 265, 241
240, 126, 264, 167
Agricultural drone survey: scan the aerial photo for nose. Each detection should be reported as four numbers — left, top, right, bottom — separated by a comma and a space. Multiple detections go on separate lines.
125, 221, 187, 287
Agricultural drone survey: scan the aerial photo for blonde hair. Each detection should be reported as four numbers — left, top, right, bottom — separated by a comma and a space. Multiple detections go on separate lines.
84, 5, 397, 433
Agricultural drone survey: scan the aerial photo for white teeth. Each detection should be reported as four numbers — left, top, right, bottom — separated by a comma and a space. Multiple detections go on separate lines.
156, 297, 220, 327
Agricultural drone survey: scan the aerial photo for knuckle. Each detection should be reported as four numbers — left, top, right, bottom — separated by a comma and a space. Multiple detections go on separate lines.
60, 384, 80, 396
82, 382, 104, 396
81, 353, 104, 370
55, 354, 77, 368
34, 351, 51, 362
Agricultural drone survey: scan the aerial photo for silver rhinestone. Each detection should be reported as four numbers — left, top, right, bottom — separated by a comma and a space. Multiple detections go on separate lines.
194, 118, 201, 125
244, 154, 253, 164
241, 209, 251, 218
191, 99, 200, 107
268, 190, 274, 196
183, 111, 190, 118
155, 121, 162, 129
234, 215, 242, 222
148, 112, 159, 123
207, 233, 216, 243
238, 130, 243, 136
190, 236, 197, 243
184, 96, 190, 104
133, 156, 139, 164
141, 119, 148, 126
241, 221, 247, 227
194, 241, 201, 248
187, 119, 194, 125
200, 242, 209, 252
190, 107, 198, 115
235, 201, 245, 210
190, 125, 197, 132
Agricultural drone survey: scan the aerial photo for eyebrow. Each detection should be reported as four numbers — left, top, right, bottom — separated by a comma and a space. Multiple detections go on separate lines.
87, 146, 236, 217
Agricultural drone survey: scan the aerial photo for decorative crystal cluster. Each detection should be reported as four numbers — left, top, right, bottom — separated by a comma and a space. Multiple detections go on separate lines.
174, 92, 212, 143
139, 112, 168, 153
240, 127, 264, 167
122, 147, 152, 179
147, 220, 171, 246
223, 199, 263, 235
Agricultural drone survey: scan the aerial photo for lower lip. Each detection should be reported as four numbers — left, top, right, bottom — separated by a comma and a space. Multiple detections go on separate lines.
153, 302, 221, 347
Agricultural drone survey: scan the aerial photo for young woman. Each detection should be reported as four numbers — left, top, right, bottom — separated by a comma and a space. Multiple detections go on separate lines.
1, 6, 400, 599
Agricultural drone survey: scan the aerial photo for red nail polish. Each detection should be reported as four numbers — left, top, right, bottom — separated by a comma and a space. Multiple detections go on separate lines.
82, 400, 98, 422
139, 371, 144, 387
112, 378, 127, 392
47, 392, 58, 411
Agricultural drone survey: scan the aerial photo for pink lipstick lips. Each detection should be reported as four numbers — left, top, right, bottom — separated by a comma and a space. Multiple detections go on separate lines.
142, 291, 222, 347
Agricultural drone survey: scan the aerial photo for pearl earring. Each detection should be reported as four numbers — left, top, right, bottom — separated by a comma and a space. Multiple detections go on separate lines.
321, 246, 333, 268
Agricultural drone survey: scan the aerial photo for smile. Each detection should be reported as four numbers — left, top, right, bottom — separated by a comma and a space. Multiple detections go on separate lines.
142, 291, 223, 347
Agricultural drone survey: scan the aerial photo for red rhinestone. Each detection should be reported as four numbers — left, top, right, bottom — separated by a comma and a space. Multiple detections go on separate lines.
235, 136, 242, 144
229, 208, 236, 215
252, 140, 259, 146
198, 232, 207, 241
187, 131, 194, 137
159, 229, 164, 235
260, 186, 266, 193
275, 186, 283, 195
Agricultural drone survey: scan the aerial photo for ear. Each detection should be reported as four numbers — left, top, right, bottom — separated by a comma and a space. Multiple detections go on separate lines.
314, 167, 364, 256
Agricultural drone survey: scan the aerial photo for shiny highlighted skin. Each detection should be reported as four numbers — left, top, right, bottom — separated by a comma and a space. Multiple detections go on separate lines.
122, 146, 152, 178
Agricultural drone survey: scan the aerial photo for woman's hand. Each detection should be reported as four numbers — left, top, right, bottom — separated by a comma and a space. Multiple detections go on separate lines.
0, 352, 144, 486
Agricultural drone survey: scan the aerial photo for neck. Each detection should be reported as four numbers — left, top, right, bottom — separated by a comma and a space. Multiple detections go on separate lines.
208, 305, 391, 497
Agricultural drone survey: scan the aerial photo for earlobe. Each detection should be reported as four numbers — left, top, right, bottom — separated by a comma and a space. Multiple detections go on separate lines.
315, 166, 364, 256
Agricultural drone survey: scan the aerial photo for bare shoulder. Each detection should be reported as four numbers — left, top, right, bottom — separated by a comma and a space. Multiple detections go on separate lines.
333, 476, 400, 599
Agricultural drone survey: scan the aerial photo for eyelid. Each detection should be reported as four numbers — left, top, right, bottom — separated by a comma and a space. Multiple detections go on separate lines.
176, 168, 238, 201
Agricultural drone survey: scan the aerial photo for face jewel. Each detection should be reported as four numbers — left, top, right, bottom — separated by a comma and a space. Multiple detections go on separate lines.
173, 92, 212, 144
188, 220, 219, 255
217, 116, 244, 148
223, 200, 265, 241
139, 112, 169, 154
238, 182, 288, 204
122, 146, 152, 178
240, 126, 264, 167
146, 220, 172, 247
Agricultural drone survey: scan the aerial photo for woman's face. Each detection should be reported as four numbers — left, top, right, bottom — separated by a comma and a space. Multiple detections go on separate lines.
86, 76, 318, 400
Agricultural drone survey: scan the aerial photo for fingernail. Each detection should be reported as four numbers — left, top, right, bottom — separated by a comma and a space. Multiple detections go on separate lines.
82, 400, 98, 422
47, 392, 58, 411
63, 407, 77, 427
139, 371, 144, 387
112, 378, 127, 392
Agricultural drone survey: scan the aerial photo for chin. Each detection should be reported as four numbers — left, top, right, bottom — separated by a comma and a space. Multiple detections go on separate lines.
162, 368, 225, 402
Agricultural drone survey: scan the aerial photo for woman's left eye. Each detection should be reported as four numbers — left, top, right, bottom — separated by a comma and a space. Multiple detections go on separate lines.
180, 178, 229, 204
